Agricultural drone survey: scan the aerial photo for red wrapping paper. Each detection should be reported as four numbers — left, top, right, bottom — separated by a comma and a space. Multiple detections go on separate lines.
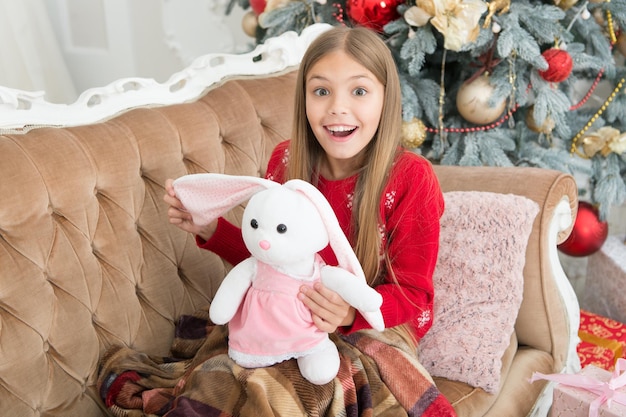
578, 309, 626, 371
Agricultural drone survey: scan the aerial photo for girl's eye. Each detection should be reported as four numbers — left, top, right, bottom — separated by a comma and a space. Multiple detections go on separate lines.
276, 224, 287, 233
313, 87, 329, 96
353, 87, 367, 96
250, 219, 258, 229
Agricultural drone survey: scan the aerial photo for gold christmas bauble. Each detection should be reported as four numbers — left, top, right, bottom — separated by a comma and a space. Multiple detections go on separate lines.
525, 106, 555, 134
593, 8, 605, 26
456, 74, 507, 125
401, 118, 427, 148
554, 0, 578, 10
242, 11, 258, 37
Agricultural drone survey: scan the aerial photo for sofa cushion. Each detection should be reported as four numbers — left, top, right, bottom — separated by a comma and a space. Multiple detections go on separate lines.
434, 332, 518, 416
418, 191, 539, 394
435, 338, 554, 417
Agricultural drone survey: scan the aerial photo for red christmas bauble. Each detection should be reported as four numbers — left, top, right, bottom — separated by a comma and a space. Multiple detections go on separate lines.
250, 0, 267, 15
538, 48, 573, 83
346, 0, 401, 31
558, 201, 609, 257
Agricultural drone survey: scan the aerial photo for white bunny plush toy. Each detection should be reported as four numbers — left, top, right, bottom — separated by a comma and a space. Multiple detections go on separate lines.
172, 173, 384, 385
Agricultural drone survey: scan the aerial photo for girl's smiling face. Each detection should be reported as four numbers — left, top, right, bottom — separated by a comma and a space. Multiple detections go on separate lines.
305, 50, 385, 180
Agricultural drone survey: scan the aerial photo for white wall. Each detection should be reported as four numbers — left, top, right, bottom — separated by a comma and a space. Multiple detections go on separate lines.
36, 0, 253, 102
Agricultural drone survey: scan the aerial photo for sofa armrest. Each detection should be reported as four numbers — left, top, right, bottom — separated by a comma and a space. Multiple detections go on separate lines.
433, 165, 580, 375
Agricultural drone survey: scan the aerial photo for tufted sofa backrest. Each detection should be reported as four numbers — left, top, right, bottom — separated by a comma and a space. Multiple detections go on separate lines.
0, 71, 297, 416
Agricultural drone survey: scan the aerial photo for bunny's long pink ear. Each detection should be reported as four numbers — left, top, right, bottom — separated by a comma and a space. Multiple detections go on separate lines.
283, 179, 365, 281
172, 173, 279, 226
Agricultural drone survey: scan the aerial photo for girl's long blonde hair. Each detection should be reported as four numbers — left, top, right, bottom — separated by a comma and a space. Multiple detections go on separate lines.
288, 27, 415, 347
288, 26, 403, 286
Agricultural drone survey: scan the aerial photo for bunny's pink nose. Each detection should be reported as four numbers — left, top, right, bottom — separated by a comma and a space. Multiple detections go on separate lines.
259, 240, 271, 250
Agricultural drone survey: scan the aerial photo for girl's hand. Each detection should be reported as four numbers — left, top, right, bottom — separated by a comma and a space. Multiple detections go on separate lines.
299, 282, 355, 333
163, 178, 217, 241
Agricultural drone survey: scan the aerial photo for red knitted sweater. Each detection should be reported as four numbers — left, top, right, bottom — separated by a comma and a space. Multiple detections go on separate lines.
197, 140, 444, 340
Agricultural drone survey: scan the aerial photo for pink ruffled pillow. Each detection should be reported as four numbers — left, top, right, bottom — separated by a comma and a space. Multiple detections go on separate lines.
418, 191, 539, 394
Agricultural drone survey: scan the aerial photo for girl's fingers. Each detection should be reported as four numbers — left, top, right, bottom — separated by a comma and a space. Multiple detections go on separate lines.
313, 282, 343, 305
300, 285, 334, 314
163, 193, 185, 211
311, 313, 336, 333
299, 284, 349, 331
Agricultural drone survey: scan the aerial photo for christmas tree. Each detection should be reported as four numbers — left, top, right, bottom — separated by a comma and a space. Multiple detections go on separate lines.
231, 0, 626, 221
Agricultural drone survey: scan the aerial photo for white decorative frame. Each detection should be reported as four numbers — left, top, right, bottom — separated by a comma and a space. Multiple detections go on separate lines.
0, 22, 581, 416
529, 195, 581, 417
0, 23, 332, 131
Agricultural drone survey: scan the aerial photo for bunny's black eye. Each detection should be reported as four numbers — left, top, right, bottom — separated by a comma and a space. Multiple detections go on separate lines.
250, 219, 259, 229
276, 224, 287, 233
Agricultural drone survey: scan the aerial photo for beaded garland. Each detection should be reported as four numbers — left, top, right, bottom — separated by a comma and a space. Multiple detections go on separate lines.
570, 6, 623, 158
571, 77, 626, 157
425, 103, 519, 134
332, 3, 345, 24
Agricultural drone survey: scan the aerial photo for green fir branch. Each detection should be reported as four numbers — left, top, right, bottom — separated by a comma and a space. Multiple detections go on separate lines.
259, 1, 312, 39
400, 77, 421, 121
518, 3, 568, 45
593, 154, 626, 219
498, 26, 546, 69
400, 26, 437, 77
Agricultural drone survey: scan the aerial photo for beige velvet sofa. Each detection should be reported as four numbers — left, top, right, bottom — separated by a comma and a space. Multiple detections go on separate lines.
0, 24, 580, 417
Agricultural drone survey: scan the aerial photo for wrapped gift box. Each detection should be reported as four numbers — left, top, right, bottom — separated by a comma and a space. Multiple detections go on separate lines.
577, 338, 621, 373
584, 235, 626, 324
577, 309, 626, 371
547, 363, 626, 417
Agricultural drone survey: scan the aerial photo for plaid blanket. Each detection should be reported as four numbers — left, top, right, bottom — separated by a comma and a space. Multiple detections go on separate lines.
97, 307, 456, 417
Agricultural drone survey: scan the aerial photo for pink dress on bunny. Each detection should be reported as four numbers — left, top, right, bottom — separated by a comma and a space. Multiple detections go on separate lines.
227, 254, 329, 367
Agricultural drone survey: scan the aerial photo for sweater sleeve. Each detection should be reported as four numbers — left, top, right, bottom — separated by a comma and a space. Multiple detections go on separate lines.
196, 217, 249, 266
347, 153, 444, 340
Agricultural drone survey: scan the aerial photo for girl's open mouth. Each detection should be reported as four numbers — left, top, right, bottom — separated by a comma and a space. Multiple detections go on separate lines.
327, 126, 357, 138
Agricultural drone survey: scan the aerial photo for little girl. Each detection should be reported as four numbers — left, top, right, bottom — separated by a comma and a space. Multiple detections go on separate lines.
164, 25, 444, 347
